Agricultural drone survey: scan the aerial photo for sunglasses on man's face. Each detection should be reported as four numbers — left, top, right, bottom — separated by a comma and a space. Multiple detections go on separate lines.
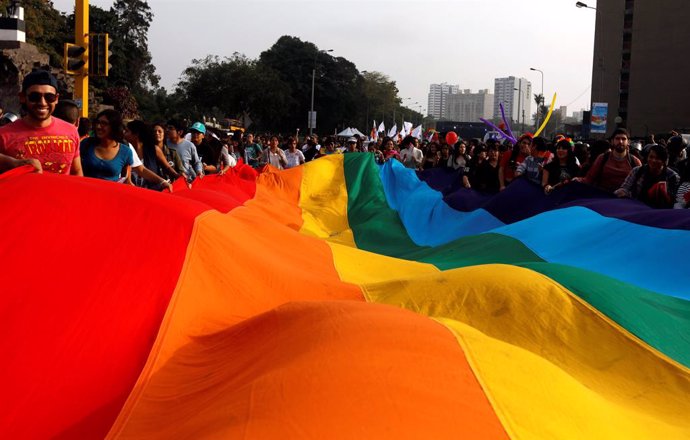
27, 92, 58, 104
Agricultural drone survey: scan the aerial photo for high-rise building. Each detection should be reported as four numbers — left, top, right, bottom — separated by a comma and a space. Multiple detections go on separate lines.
446, 89, 494, 122
572, 110, 585, 123
427, 83, 459, 120
591, 0, 690, 135
558, 106, 568, 120
493, 77, 532, 128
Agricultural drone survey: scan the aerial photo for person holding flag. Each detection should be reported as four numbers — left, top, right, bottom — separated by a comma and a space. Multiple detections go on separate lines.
400, 135, 424, 170
370, 120, 378, 142
377, 121, 385, 136
387, 124, 398, 138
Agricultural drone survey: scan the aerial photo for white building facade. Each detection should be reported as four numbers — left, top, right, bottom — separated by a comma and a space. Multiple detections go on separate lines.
427, 83, 459, 120
446, 89, 494, 122
493, 77, 532, 127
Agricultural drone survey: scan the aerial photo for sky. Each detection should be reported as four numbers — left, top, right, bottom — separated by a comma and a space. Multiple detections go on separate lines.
52, 0, 596, 118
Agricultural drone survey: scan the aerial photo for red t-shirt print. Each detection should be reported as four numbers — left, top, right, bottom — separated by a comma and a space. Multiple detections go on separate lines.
0, 118, 80, 174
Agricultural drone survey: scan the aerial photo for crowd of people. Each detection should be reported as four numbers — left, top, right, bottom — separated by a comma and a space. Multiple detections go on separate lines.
1, 70, 689, 210
335, 128, 689, 209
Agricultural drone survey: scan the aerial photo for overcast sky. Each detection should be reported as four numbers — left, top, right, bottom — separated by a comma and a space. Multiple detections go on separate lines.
52, 0, 596, 118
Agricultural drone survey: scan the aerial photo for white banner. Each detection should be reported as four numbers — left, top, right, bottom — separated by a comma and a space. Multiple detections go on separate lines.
387, 124, 397, 138
411, 125, 423, 139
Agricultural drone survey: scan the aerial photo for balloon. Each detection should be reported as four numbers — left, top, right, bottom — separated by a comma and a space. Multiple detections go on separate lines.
479, 118, 517, 144
499, 103, 516, 142
445, 131, 458, 145
533, 93, 558, 138
478, 101, 518, 144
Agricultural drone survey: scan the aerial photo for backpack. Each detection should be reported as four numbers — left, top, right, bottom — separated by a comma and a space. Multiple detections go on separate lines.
594, 151, 637, 185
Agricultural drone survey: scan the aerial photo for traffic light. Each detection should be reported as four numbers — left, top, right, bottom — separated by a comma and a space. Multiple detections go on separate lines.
64, 43, 87, 75
89, 33, 112, 77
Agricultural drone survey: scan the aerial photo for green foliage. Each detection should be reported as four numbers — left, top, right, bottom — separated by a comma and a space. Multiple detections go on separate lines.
173, 35, 415, 134
134, 88, 178, 122
62, 1, 161, 119
361, 71, 403, 128
252, 35, 414, 133
66, 0, 159, 93
534, 93, 544, 108
109, 0, 159, 91
175, 54, 293, 130
103, 85, 138, 119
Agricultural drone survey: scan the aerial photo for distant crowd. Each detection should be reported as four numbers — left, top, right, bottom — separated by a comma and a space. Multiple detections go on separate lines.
1, 70, 689, 210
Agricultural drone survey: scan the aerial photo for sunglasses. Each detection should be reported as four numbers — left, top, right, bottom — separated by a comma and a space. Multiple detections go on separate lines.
27, 92, 58, 104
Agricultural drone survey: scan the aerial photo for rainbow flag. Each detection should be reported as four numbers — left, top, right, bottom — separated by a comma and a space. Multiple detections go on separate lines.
1, 154, 689, 439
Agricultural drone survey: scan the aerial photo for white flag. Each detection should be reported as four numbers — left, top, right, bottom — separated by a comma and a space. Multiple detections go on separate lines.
242, 111, 253, 128
403, 121, 413, 134
387, 124, 397, 138
411, 125, 423, 139
377, 121, 385, 133
399, 127, 408, 138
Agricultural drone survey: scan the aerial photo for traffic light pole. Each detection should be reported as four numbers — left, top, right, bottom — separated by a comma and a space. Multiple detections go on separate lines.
75, 0, 88, 117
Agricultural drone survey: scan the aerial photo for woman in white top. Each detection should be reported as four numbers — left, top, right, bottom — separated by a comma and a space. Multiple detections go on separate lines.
448, 140, 470, 170
262, 135, 288, 169
284, 136, 306, 168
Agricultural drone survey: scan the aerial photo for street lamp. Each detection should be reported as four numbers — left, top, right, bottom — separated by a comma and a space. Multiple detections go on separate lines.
575, 1, 596, 9
309, 48, 333, 135
576, 0, 599, 136
530, 67, 544, 129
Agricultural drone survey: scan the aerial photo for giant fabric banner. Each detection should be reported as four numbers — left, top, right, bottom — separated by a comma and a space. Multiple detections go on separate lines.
1, 155, 689, 439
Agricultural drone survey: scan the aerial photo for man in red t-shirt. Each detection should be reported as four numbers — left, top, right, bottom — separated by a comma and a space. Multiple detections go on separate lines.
0, 70, 82, 176
577, 128, 640, 193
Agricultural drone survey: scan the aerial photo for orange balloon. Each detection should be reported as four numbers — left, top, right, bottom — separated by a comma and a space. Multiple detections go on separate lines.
445, 131, 459, 145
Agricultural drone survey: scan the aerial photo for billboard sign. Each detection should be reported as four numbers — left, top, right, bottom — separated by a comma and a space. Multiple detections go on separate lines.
591, 102, 608, 134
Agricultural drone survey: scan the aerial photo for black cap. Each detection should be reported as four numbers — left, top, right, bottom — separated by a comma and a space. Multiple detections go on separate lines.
22, 70, 58, 93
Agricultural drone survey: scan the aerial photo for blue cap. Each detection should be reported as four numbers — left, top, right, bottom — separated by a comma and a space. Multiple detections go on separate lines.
190, 122, 206, 134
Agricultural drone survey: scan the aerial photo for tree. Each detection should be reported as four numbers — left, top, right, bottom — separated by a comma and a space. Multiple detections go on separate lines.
110, 0, 159, 91
64, 1, 161, 118
533, 97, 563, 138
258, 36, 369, 133
258, 36, 324, 132
135, 88, 179, 122
533, 93, 544, 130
361, 71, 401, 129
175, 54, 292, 130
103, 85, 138, 119
76, 0, 159, 92
316, 55, 363, 132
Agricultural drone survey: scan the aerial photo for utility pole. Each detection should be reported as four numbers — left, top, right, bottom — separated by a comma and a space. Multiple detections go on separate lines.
309, 66, 315, 135
518, 78, 525, 133
530, 67, 544, 130
308, 49, 333, 135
